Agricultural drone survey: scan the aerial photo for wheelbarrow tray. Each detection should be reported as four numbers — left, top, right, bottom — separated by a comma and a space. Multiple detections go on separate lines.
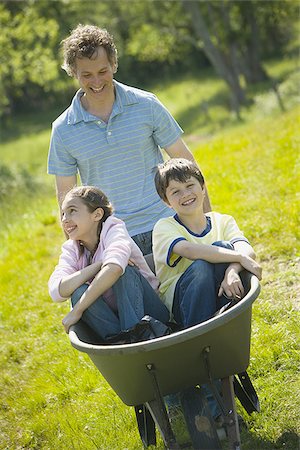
69, 272, 260, 407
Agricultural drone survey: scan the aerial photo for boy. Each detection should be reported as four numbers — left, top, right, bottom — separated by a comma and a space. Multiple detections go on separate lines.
153, 158, 262, 441
153, 157, 262, 328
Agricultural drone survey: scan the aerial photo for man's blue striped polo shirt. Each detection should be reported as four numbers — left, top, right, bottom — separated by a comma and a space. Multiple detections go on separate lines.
48, 80, 183, 236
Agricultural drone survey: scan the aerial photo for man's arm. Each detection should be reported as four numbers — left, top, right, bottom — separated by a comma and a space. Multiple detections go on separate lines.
55, 175, 77, 209
164, 138, 211, 212
164, 137, 195, 161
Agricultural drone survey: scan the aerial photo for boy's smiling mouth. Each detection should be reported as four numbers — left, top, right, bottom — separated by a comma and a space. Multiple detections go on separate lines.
181, 198, 196, 206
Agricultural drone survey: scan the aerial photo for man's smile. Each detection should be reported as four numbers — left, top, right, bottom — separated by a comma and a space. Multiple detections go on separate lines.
90, 86, 105, 93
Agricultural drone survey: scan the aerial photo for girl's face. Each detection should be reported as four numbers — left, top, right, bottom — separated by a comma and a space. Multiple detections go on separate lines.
61, 195, 103, 250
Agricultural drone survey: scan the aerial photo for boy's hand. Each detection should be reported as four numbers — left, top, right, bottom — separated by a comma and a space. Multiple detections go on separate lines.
62, 309, 83, 333
240, 255, 262, 280
218, 268, 244, 299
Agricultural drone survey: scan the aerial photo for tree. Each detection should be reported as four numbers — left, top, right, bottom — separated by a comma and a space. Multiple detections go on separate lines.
0, 2, 60, 116
237, 0, 269, 84
0, 0, 297, 118
182, 0, 247, 117
182, 0, 298, 113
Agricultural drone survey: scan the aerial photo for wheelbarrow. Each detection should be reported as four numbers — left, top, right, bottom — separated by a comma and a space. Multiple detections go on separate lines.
69, 258, 260, 450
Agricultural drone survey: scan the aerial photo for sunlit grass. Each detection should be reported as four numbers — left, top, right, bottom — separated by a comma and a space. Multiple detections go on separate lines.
194, 106, 300, 256
0, 129, 51, 168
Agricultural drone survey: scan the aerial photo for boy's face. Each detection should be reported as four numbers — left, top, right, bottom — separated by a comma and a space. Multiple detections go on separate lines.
165, 176, 205, 216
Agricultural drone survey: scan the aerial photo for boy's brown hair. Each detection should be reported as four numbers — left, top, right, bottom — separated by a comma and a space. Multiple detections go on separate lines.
155, 158, 205, 203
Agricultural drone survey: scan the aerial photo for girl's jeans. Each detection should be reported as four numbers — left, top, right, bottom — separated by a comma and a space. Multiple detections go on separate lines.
172, 241, 235, 420
71, 265, 169, 340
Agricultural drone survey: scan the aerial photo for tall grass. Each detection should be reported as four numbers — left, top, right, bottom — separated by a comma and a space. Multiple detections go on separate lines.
0, 59, 299, 449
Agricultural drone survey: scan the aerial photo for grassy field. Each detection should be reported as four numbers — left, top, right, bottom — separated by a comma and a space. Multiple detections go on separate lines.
0, 59, 299, 449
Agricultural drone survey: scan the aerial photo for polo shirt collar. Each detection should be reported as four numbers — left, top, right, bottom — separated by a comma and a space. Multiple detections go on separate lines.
67, 90, 93, 124
67, 81, 140, 125
114, 80, 140, 106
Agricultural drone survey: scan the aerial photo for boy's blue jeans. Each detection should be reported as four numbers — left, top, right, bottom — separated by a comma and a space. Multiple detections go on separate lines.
71, 265, 169, 340
172, 240, 234, 419
173, 241, 233, 326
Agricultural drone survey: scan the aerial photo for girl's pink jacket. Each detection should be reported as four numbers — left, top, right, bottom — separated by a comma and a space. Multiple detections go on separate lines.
48, 215, 159, 302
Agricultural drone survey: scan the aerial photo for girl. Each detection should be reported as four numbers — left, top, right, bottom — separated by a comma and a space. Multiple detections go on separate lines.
48, 186, 169, 340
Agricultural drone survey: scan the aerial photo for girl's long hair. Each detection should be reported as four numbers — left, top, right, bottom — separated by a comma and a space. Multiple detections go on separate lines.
64, 186, 113, 255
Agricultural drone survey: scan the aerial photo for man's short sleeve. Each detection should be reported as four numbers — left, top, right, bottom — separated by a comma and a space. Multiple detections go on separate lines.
47, 124, 78, 176
151, 96, 183, 149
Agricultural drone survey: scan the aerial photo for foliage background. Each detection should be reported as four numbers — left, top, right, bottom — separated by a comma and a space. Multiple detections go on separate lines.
0, 0, 299, 118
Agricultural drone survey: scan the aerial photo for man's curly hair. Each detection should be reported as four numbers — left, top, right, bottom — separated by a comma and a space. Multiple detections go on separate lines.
61, 24, 118, 77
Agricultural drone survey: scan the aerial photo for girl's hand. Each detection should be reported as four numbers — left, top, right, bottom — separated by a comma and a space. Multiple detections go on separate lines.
218, 268, 244, 299
240, 255, 262, 280
62, 309, 83, 333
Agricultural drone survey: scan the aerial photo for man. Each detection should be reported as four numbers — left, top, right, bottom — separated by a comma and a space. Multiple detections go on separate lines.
48, 24, 210, 255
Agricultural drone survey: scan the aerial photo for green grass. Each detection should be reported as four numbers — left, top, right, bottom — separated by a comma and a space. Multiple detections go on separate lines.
0, 57, 299, 449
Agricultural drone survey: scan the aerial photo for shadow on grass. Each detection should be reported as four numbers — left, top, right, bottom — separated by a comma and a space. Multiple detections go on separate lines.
246, 67, 299, 97
175, 87, 242, 135
240, 427, 299, 450
170, 65, 299, 137
275, 431, 300, 450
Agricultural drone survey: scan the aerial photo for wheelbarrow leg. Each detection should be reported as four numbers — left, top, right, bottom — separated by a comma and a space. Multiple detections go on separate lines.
234, 371, 260, 414
134, 404, 156, 447
222, 376, 241, 450
146, 364, 181, 450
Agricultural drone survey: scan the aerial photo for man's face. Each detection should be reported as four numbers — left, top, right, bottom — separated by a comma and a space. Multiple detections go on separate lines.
75, 47, 117, 103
